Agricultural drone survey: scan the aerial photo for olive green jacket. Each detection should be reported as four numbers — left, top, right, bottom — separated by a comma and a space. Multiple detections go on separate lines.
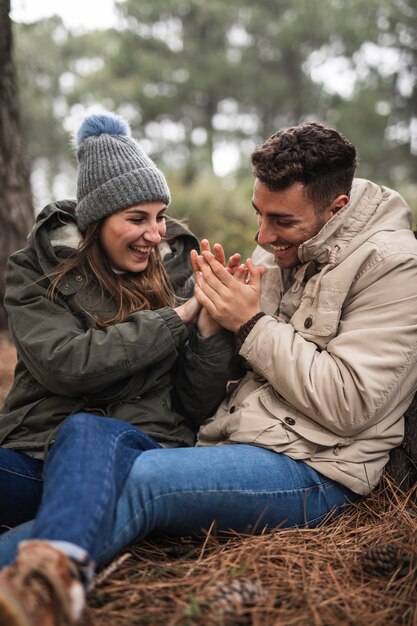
0, 200, 235, 457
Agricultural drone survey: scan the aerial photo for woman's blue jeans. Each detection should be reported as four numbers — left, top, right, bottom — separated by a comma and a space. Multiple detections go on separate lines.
0, 449, 43, 530
0, 412, 358, 570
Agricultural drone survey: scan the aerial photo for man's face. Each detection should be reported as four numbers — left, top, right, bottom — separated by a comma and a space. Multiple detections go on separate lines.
252, 180, 339, 269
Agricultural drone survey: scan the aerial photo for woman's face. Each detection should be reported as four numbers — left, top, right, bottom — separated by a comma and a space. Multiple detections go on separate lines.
99, 202, 167, 273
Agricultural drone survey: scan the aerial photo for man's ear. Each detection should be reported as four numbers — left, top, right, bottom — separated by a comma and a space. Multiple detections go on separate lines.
330, 194, 350, 216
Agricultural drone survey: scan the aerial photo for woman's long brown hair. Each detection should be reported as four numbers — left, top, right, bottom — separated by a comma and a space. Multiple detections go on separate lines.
47, 221, 176, 328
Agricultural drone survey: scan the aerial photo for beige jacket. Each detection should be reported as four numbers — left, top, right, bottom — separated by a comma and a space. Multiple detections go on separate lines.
198, 179, 417, 495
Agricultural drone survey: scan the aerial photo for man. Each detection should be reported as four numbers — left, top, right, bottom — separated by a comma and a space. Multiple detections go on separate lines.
193, 120, 417, 495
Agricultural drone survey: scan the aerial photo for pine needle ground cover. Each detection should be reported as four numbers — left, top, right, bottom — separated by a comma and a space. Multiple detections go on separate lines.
80, 477, 417, 626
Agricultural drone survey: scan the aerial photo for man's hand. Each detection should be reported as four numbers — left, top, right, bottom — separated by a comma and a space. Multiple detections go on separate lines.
194, 251, 264, 333
191, 239, 244, 278
190, 240, 247, 336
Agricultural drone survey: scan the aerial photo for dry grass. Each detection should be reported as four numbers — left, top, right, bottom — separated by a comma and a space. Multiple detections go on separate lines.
1, 332, 416, 625
78, 478, 417, 626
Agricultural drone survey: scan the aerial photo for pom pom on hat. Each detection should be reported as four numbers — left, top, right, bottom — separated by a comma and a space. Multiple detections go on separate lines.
76, 113, 130, 147
74, 110, 171, 230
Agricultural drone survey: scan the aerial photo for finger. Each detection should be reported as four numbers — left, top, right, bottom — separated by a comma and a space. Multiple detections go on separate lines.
212, 243, 226, 266
190, 249, 200, 274
234, 267, 244, 281
234, 264, 249, 283
194, 266, 224, 302
194, 283, 218, 317
200, 239, 211, 253
201, 251, 234, 287
246, 259, 265, 285
188, 295, 202, 319
228, 263, 245, 276
199, 257, 233, 297
227, 253, 241, 272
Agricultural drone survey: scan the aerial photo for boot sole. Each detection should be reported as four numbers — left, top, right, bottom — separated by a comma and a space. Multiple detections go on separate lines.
0, 586, 30, 626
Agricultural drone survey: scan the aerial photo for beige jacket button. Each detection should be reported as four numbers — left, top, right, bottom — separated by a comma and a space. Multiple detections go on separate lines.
229, 405, 236, 413
304, 317, 313, 329
284, 416, 295, 425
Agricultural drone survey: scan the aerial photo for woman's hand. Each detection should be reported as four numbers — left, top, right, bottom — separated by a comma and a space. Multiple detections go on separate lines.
196, 307, 222, 338
174, 296, 201, 325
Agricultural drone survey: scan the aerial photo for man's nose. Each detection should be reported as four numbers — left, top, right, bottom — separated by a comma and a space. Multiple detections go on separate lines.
257, 220, 276, 246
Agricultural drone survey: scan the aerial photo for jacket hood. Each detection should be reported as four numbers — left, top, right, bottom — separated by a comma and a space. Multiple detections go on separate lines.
298, 178, 413, 267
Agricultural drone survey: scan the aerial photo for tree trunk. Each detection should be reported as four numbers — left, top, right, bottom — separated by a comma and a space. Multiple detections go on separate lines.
0, 0, 34, 330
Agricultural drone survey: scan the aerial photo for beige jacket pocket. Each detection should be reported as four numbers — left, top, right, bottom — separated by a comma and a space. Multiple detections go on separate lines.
259, 388, 350, 450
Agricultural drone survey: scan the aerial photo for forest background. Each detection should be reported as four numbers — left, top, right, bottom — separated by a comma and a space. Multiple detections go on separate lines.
1, 0, 417, 328
1, 3, 417, 622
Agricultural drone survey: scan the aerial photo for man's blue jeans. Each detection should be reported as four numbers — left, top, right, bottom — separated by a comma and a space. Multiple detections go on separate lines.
0, 412, 358, 570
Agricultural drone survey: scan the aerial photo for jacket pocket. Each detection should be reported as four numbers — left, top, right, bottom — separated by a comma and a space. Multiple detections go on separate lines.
0, 398, 46, 447
290, 289, 346, 347
259, 388, 350, 449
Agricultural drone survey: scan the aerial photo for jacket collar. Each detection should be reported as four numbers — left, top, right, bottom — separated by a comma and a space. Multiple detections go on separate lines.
298, 178, 412, 267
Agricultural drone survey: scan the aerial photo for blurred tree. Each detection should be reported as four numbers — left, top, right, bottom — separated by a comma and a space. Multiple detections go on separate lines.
10, 0, 417, 255
68, 0, 250, 180
0, 0, 33, 330
59, 0, 416, 186
307, 0, 417, 184
13, 17, 89, 199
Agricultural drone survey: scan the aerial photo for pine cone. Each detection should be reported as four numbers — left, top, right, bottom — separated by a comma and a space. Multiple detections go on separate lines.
207, 579, 266, 623
161, 542, 200, 558
360, 543, 401, 577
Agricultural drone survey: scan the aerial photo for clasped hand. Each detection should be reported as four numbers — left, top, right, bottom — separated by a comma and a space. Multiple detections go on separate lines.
174, 240, 240, 336
191, 240, 264, 334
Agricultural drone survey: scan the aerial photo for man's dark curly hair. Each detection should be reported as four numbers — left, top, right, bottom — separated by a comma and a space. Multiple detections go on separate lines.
251, 121, 358, 211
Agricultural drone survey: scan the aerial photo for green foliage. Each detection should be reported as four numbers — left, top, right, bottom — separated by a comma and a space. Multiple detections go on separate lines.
11, 0, 417, 216
183, 592, 206, 618
168, 171, 258, 259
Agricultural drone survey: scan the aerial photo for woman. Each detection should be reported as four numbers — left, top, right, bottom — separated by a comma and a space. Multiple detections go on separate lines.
0, 112, 235, 626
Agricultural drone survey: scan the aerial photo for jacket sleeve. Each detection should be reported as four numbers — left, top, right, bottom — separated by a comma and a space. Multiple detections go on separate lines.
239, 253, 417, 437
172, 327, 236, 426
5, 250, 188, 397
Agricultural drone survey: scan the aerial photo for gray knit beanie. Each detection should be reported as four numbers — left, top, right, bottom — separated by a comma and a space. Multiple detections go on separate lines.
75, 112, 171, 230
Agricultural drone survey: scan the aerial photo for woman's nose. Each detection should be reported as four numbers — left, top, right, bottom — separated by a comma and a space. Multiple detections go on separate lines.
144, 223, 162, 244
